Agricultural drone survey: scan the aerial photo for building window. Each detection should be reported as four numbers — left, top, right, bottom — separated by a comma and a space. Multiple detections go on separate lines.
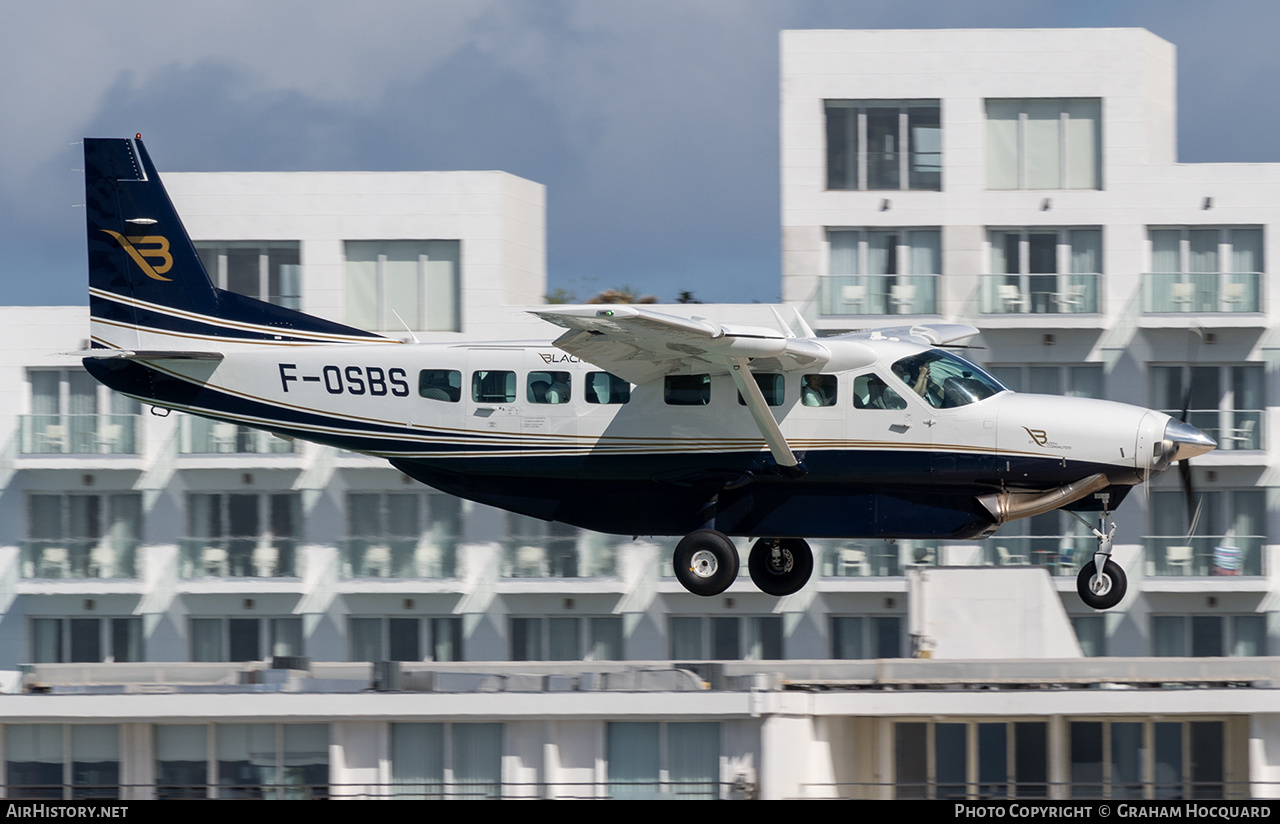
182, 493, 300, 578
987, 364, 1104, 399
509, 616, 622, 661
30, 618, 142, 664
349, 616, 463, 662
189, 617, 302, 662
343, 492, 460, 579
825, 100, 941, 191
984, 228, 1101, 314
986, 98, 1101, 190
155, 724, 328, 799
1150, 364, 1262, 451
195, 241, 301, 309
669, 616, 783, 660
1145, 227, 1263, 313
1072, 616, 1108, 657
988, 508, 1092, 577
391, 723, 503, 800
344, 240, 460, 332
177, 416, 294, 454
1068, 719, 1224, 799
607, 722, 721, 799
25, 493, 141, 580
1152, 615, 1267, 657
23, 370, 140, 455
830, 616, 902, 659
893, 720, 1048, 799
503, 513, 615, 579
5, 725, 121, 800
1147, 488, 1265, 577
821, 228, 940, 315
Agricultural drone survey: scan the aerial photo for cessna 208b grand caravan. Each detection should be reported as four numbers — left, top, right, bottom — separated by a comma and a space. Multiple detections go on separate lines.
80, 136, 1216, 609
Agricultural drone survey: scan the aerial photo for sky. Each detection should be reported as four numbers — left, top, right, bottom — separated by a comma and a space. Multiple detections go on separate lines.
6, 0, 1280, 306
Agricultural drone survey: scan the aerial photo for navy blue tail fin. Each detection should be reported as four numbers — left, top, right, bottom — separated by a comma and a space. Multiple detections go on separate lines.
85, 136, 386, 349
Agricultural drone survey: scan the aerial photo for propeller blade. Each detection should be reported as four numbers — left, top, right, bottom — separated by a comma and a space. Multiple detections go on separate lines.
1180, 460, 1202, 538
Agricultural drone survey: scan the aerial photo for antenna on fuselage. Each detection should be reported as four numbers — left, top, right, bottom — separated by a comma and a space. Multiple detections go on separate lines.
390, 309, 420, 344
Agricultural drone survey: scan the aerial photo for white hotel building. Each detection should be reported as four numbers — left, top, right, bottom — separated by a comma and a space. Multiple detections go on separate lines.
0, 28, 1279, 800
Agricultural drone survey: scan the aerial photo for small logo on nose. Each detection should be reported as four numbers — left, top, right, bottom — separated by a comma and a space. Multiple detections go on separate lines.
1023, 426, 1049, 446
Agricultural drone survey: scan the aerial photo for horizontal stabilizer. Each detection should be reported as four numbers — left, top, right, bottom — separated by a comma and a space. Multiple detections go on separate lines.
75, 349, 224, 362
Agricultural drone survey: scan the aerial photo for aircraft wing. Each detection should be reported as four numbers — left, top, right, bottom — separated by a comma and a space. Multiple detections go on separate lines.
530, 305, 848, 385
836, 323, 980, 347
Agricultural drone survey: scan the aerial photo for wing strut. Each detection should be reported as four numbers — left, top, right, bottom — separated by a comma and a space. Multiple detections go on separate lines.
727, 357, 805, 478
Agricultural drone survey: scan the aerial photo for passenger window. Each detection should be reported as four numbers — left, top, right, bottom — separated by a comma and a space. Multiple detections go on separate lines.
586, 372, 631, 404
472, 370, 516, 403
801, 374, 837, 407
527, 371, 571, 404
737, 373, 785, 406
418, 369, 461, 402
665, 374, 711, 406
853, 374, 907, 410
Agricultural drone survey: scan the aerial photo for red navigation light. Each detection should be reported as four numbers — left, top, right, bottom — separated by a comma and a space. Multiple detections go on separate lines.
135, 133, 142, 140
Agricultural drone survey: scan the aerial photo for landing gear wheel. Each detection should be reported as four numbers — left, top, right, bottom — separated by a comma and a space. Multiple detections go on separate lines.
673, 530, 739, 596
1076, 559, 1127, 610
748, 537, 813, 596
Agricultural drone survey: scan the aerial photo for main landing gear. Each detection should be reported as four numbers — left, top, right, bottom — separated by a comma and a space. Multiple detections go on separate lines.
672, 531, 813, 597
1073, 510, 1127, 610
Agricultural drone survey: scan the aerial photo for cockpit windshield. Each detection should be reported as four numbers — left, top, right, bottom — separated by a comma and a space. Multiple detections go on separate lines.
890, 350, 1007, 409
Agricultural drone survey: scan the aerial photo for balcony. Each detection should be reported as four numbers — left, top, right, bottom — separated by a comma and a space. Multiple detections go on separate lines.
818, 275, 938, 316
1142, 273, 1262, 314
821, 540, 938, 578
1145, 536, 1264, 577
978, 274, 1099, 315
179, 417, 295, 454
341, 536, 458, 579
22, 538, 137, 579
981, 535, 1093, 577
19, 414, 140, 455
1163, 410, 1261, 452
503, 535, 617, 579
180, 538, 296, 578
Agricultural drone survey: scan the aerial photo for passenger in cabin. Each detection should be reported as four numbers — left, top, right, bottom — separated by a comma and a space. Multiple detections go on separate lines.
529, 380, 551, 403
801, 374, 835, 407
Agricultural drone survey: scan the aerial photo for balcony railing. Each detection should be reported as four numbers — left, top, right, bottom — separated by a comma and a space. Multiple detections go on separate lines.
1142, 272, 1262, 313
1161, 409, 1261, 451
978, 274, 1099, 315
1145, 535, 1264, 577
821, 540, 938, 578
982, 535, 1093, 577
180, 538, 296, 578
503, 536, 617, 579
179, 417, 295, 454
19, 414, 140, 455
818, 275, 938, 316
21, 538, 137, 579
340, 536, 457, 579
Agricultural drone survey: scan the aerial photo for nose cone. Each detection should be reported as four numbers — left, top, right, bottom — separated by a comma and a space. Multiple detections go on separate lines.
1164, 418, 1217, 462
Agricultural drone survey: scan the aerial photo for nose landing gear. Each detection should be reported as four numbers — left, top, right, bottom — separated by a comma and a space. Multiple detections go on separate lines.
1072, 511, 1127, 610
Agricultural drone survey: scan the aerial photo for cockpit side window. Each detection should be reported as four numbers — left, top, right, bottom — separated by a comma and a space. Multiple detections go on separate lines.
852, 373, 907, 410
890, 350, 1006, 409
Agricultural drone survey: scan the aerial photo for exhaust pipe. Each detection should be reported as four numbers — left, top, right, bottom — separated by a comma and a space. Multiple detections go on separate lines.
978, 473, 1111, 525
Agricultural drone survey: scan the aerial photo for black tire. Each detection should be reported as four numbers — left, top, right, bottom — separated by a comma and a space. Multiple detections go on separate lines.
1076, 559, 1127, 610
673, 530, 739, 596
748, 538, 814, 596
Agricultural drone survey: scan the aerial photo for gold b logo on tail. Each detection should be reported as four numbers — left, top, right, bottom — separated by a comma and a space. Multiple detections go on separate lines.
102, 230, 173, 281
